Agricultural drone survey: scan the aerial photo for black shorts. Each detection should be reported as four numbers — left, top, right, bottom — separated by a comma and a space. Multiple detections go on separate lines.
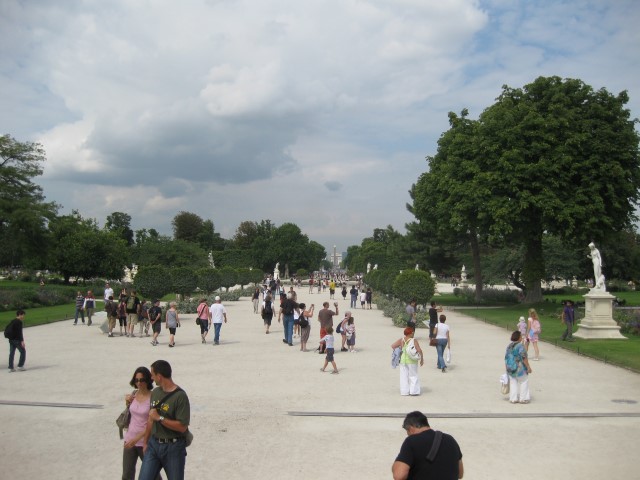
325, 347, 335, 362
152, 321, 162, 333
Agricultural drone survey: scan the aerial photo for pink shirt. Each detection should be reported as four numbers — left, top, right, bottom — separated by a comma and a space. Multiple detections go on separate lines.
124, 395, 151, 446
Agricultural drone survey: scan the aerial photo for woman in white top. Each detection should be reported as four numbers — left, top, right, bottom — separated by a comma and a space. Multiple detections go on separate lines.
434, 314, 451, 373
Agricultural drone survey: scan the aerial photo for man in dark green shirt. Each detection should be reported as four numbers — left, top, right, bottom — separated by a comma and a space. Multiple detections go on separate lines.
140, 360, 190, 480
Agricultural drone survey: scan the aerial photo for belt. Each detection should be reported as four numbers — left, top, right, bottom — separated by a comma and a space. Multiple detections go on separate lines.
155, 437, 180, 444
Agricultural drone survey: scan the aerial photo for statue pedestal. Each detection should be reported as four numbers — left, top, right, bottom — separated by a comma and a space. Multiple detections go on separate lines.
574, 290, 626, 340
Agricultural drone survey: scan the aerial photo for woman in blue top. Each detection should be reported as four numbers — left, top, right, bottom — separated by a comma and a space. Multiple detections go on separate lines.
505, 331, 532, 404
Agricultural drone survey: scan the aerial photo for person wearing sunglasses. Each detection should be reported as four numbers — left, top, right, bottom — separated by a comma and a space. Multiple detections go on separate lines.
122, 367, 161, 480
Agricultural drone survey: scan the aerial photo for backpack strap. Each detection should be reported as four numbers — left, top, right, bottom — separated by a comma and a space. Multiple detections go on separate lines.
426, 430, 443, 462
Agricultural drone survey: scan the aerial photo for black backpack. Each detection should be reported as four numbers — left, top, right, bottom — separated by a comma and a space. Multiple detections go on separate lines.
4, 320, 15, 339
263, 301, 273, 316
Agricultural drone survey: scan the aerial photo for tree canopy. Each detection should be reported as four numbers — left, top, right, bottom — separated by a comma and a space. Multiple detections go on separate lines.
410, 76, 640, 301
0, 134, 58, 267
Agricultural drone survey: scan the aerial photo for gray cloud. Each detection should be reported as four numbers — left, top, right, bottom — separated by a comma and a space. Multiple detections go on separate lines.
324, 181, 343, 192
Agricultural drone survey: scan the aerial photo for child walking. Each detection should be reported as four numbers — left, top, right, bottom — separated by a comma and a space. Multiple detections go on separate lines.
320, 326, 339, 374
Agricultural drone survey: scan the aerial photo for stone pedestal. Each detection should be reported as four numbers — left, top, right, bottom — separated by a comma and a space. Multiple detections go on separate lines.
574, 290, 626, 340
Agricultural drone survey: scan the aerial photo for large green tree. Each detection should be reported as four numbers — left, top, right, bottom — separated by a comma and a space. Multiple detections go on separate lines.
477, 76, 640, 301
409, 109, 488, 300
105, 212, 134, 246
0, 134, 58, 267
48, 211, 129, 283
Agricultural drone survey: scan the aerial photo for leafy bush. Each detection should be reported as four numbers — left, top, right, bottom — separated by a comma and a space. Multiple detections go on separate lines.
453, 287, 520, 305
614, 310, 640, 336
374, 294, 427, 328
392, 270, 436, 305
0, 286, 76, 311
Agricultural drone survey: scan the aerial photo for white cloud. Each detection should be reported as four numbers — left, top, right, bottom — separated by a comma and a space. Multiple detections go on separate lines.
0, 0, 638, 251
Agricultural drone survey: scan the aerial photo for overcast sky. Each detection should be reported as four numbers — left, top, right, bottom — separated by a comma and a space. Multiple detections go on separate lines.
2, 0, 639, 256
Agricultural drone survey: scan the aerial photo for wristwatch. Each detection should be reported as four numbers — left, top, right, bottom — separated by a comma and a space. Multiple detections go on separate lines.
158, 416, 165, 423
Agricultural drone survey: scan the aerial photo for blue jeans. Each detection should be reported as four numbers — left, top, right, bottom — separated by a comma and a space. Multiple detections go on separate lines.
283, 314, 294, 344
8, 340, 26, 369
350, 295, 357, 308
213, 323, 222, 343
74, 307, 84, 323
436, 338, 448, 369
139, 436, 186, 480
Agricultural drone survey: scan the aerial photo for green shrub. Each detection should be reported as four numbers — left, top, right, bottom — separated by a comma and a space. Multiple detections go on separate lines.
392, 270, 436, 305
614, 310, 640, 336
453, 287, 520, 305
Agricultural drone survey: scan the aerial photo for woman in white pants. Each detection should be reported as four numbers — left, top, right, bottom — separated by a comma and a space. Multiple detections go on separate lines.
391, 327, 424, 396
505, 330, 532, 404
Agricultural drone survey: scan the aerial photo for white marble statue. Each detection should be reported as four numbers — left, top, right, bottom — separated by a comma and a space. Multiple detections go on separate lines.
587, 242, 606, 291
208, 252, 215, 268
415, 264, 419, 270
373, 264, 378, 270
274, 262, 280, 280
367, 262, 371, 274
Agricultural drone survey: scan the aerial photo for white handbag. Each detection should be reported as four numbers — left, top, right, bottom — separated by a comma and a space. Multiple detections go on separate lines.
500, 373, 510, 395
445, 347, 451, 364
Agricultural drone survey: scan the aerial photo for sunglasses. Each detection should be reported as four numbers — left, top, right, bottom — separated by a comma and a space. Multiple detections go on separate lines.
134, 378, 146, 383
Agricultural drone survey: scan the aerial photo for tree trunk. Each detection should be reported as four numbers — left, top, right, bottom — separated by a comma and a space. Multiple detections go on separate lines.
523, 233, 544, 303
469, 228, 484, 302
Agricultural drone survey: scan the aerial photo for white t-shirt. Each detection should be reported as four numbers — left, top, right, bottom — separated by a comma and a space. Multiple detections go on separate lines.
435, 323, 450, 339
104, 287, 114, 301
320, 334, 335, 349
209, 303, 227, 324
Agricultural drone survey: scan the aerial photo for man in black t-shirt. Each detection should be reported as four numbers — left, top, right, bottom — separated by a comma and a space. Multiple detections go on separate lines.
428, 302, 442, 339
392, 411, 463, 480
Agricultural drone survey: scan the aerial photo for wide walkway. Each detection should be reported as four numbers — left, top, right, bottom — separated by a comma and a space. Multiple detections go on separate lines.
1, 288, 639, 479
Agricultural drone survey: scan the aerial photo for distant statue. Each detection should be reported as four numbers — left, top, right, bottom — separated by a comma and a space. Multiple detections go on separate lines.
460, 265, 467, 282
367, 262, 371, 273
373, 264, 378, 270
415, 264, 419, 270
274, 262, 280, 280
208, 252, 215, 268
587, 242, 606, 291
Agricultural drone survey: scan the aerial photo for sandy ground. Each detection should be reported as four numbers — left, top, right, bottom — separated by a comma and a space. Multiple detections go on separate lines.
1, 288, 639, 480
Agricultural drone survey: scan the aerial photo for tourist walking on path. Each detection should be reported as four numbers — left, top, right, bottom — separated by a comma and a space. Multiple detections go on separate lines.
261, 294, 274, 334
406, 299, 417, 329
317, 302, 339, 354
434, 314, 451, 373
74, 291, 85, 325
149, 300, 162, 346
209, 296, 227, 345
165, 302, 180, 347
105, 295, 118, 337
392, 411, 464, 480
319, 326, 339, 373
252, 288, 260, 314
366, 287, 373, 309
121, 367, 161, 480
360, 289, 366, 309
104, 282, 114, 304
298, 303, 313, 351
391, 327, 424, 396
505, 331, 532, 404
118, 298, 127, 336
527, 308, 542, 360
5, 309, 26, 372
278, 293, 298, 346
83, 290, 96, 326
139, 360, 190, 480
349, 285, 358, 308
428, 301, 442, 339
196, 298, 210, 344
561, 300, 575, 341
126, 290, 141, 338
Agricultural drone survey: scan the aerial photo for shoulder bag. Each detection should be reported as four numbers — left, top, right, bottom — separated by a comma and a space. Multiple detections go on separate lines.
116, 389, 137, 439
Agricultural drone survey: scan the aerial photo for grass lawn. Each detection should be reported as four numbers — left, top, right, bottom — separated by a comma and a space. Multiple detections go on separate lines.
0, 303, 77, 331
457, 303, 640, 372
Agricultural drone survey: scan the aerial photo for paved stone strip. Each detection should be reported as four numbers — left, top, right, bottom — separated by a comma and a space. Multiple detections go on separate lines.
0, 399, 103, 409
288, 410, 640, 419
